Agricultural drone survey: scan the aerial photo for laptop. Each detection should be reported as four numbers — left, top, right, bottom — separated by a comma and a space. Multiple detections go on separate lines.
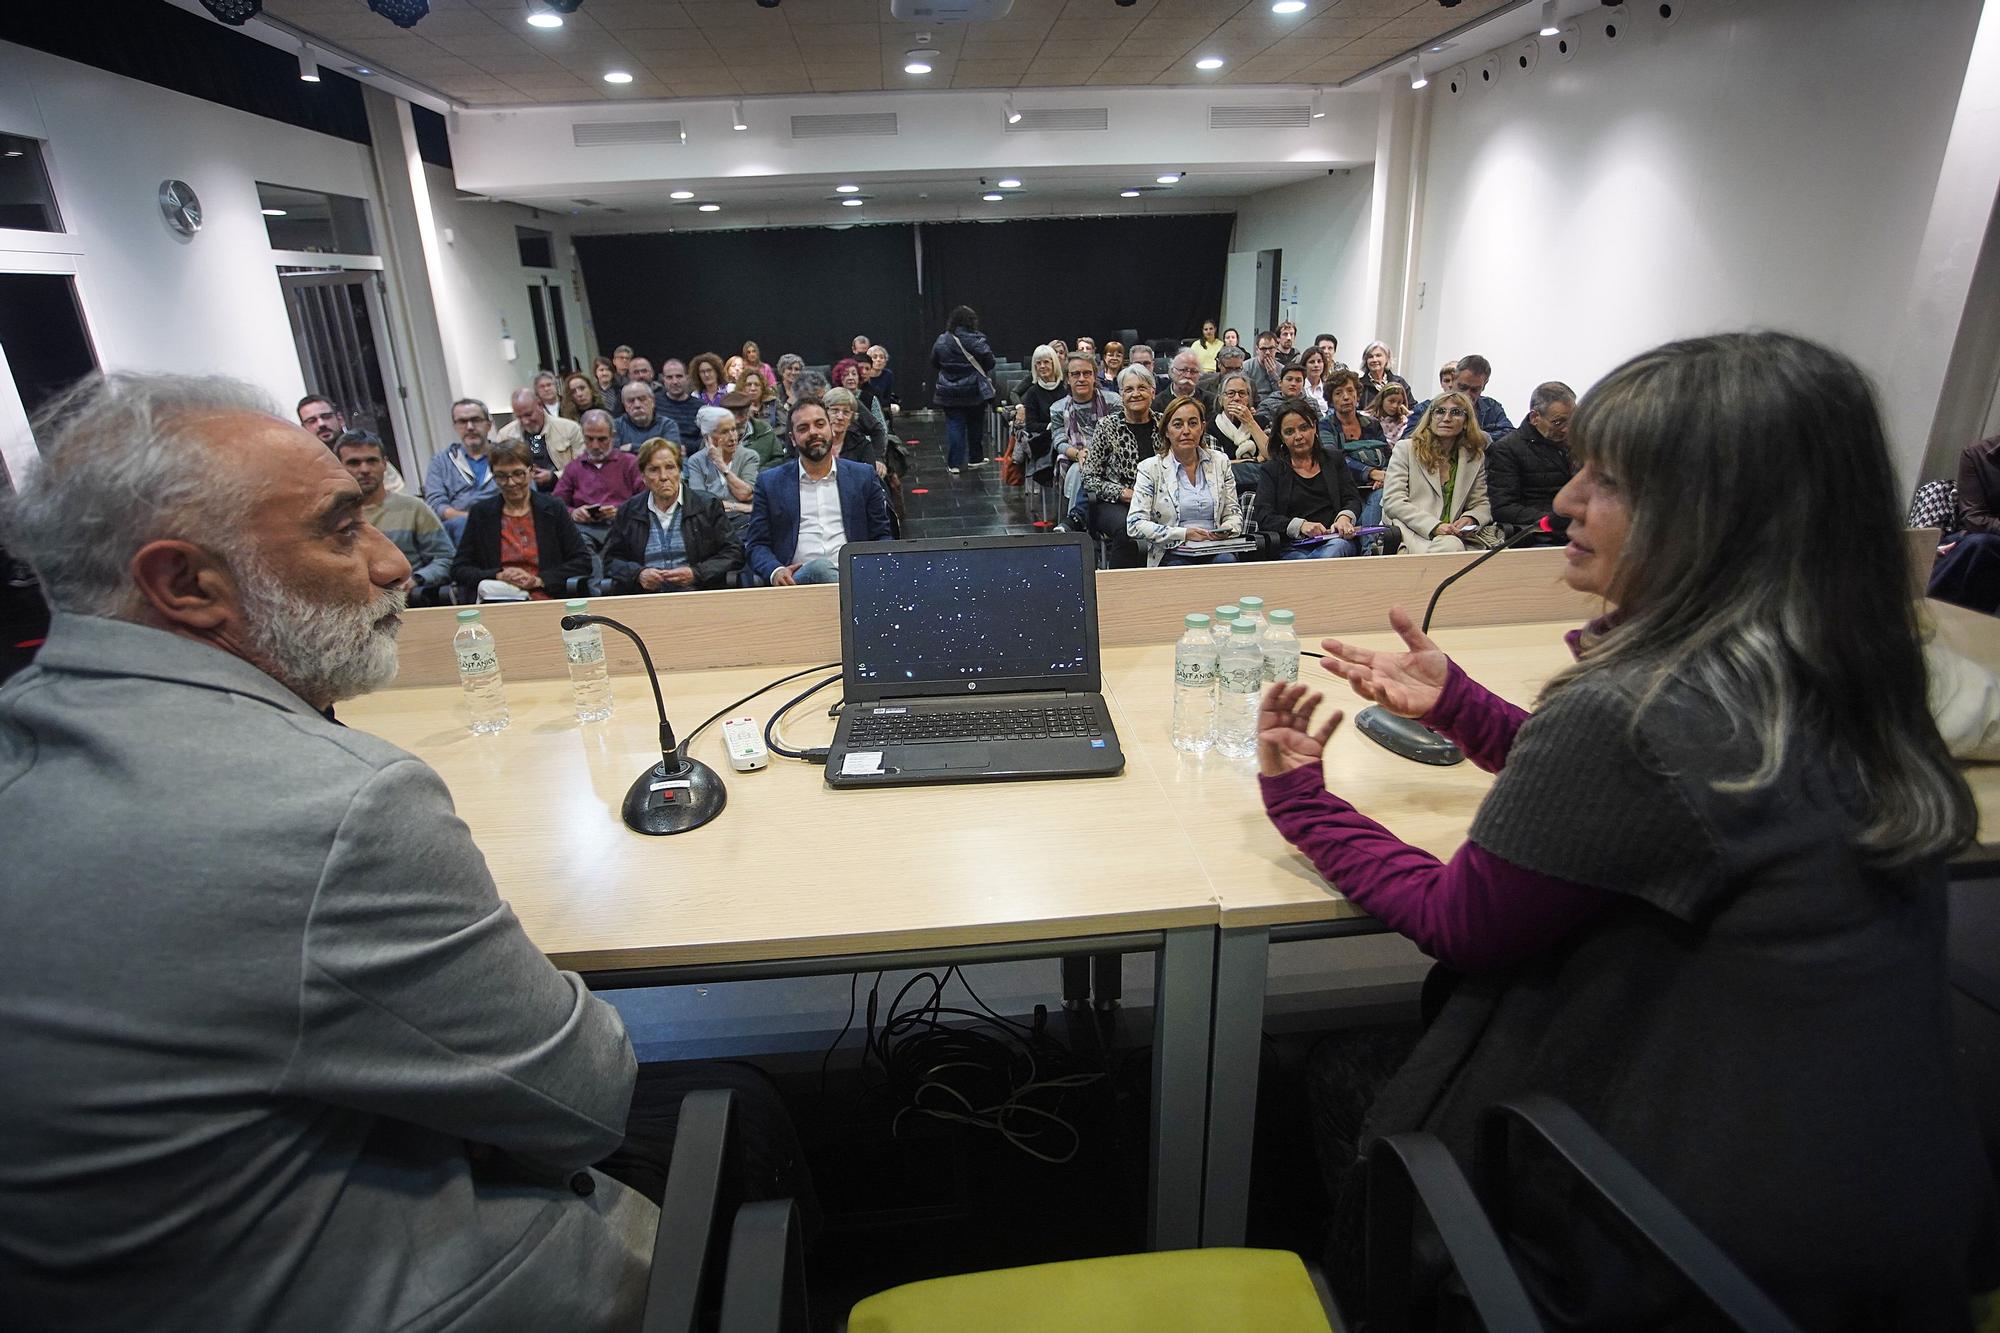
826, 533, 1125, 788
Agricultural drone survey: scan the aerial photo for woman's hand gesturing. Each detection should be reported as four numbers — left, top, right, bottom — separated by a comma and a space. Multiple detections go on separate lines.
1318, 606, 1450, 720
1258, 682, 1343, 777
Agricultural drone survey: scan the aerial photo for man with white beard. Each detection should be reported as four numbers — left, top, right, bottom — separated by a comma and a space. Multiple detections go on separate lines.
0, 373, 815, 1331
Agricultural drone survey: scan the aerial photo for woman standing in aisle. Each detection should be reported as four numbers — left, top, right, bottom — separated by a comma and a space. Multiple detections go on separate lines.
931, 304, 997, 475
1260, 331, 1997, 1328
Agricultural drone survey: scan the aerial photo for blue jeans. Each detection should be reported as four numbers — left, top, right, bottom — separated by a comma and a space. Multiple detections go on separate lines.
1281, 537, 1359, 560
1357, 489, 1384, 554
943, 405, 986, 468
792, 556, 839, 585
1161, 550, 1238, 566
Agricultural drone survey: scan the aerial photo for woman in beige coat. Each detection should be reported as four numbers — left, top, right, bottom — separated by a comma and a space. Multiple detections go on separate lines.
1383, 389, 1501, 553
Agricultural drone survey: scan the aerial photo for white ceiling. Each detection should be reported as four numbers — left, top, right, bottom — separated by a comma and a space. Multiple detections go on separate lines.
254, 0, 1516, 106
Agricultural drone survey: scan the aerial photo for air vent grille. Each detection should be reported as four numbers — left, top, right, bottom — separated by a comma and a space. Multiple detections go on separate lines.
572, 120, 684, 147
790, 112, 899, 139
1208, 104, 1312, 130
1005, 107, 1108, 133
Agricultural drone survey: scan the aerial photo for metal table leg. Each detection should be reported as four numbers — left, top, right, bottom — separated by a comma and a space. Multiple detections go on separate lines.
1201, 925, 1271, 1247
1149, 925, 1215, 1250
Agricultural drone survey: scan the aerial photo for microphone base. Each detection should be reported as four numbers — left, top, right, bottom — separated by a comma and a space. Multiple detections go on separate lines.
1355, 706, 1465, 767
622, 758, 728, 836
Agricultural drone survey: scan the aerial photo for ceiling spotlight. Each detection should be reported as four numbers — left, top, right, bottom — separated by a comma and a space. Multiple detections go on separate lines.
297, 43, 321, 82
835, 184, 861, 193
1310, 88, 1325, 118
841, 197, 865, 206
997, 177, 1022, 188
670, 190, 695, 200
197, 0, 263, 24
1272, 0, 1306, 12
3, 150, 23, 158
1410, 57, 1429, 89
904, 50, 934, 74
1194, 56, 1225, 70
697, 202, 721, 212
525, 0, 563, 28
1005, 97, 1022, 124
1120, 189, 1141, 198
1538, 0, 1560, 33
603, 70, 634, 84
1156, 173, 1182, 184
367, 0, 431, 27
757, 0, 781, 7
732, 101, 748, 131
982, 192, 1004, 202
261, 208, 288, 217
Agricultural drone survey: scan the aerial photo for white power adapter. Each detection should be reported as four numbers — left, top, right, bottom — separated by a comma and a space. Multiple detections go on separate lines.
720, 716, 768, 772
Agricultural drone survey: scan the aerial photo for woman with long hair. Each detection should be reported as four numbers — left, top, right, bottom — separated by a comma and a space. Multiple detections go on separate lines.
1260, 332, 1993, 1325
1012, 344, 1066, 471
740, 339, 778, 389
1249, 398, 1359, 560
1382, 390, 1498, 553
688, 353, 728, 406
1367, 382, 1413, 444
1298, 347, 1331, 416
559, 371, 604, 423
930, 304, 996, 475
1192, 319, 1225, 374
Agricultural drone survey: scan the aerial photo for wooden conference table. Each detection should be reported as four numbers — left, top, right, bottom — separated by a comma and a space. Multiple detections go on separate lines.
343, 539, 1998, 1252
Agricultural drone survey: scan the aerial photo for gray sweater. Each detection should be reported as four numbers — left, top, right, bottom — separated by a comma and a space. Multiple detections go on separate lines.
0, 614, 656, 1332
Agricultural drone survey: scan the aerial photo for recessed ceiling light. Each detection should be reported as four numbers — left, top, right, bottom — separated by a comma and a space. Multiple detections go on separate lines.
697, 202, 721, 212
603, 70, 634, 84
349, 66, 375, 76
1195, 56, 1224, 70
982, 192, 1004, 202
904, 50, 934, 74
1120, 189, 1141, 198
1156, 173, 1182, 184
997, 178, 1022, 189
835, 184, 860, 193
1272, 0, 1306, 12
841, 198, 865, 206
261, 208, 288, 217
670, 190, 695, 200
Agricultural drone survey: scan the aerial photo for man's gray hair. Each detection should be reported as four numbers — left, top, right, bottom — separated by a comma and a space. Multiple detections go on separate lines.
1117, 365, 1156, 391
580, 408, 614, 431
620, 380, 654, 402
3, 372, 272, 618
1171, 349, 1201, 371
776, 353, 804, 375
695, 404, 735, 439
451, 397, 488, 419
1529, 380, 1576, 415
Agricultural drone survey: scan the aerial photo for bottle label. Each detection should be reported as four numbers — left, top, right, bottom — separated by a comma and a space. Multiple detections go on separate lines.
1175, 658, 1216, 687
1219, 659, 1262, 691
1262, 650, 1299, 684
564, 635, 604, 666
456, 645, 498, 675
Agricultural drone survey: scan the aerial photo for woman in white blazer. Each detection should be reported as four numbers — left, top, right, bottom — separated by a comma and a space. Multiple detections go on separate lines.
1127, 393, 1243, 566
1383, 390, 1502, 554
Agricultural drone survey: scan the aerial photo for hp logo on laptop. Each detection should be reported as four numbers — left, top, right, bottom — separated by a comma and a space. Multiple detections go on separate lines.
968, 682, 978, 690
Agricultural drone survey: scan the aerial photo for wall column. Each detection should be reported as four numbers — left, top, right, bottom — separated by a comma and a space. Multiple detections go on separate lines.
362, 86, 454, 470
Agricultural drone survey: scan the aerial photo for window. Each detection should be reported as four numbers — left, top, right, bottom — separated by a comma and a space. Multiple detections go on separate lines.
257, 182, 373, 254
0, 135, 63, 233
516, 226, 554, 269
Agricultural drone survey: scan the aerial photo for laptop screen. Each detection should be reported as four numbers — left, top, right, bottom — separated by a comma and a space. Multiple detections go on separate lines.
842, 536, 1097, 698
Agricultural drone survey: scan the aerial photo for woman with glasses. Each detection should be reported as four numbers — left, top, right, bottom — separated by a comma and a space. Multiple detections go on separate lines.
1383, 391, 1498, 553
450, 440, 591, 603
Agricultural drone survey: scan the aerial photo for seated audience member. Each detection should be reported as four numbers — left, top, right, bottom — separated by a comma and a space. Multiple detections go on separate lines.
1259, 363, 1310, 418
592, 355, 619, 402
683, 404, 760, 529
1359, 340, 1413, 403
423, 397, 500, 542
1050, 353, 1118, 516
1128, 394, 1243, 567
532, 370, 562, 413
1251, 399, 1361, 560
1928, 432, 2000, 613
1384, 389, 1498, 553
1075, 336, 1097, 361
337, 433, 453, 599
1013, 346, 1066, 465
724, 354, 748, 388
775, 353, 806, 416
624, 356, 662, 402
724, 386, 783, 465
1080, 366, 1159, 570
868, 345, 899, 418
745, 396, 893, 587
0, 372, 773, 1331
496, 386, 584, 491
1487, 381, 1578, 543
850, 333, 873, 361
1299, 347, 1332, 416
690, 353, 729, 406
1210, 371, 1271, 495
1127, 341, 1160, 392
1275, 320, 1300, 365
1449, 353, 1514, 439
1197, 343, 1249, 404
653, 360, 704, 443
560, 371, 605, 423
298, 395, 405, 493
613, 382, 679, 453
1249, 332, 1286, 401
1314, 334, 1348, 375
555, 410, 646, 549
1098, 341, 1128, 394
453, 441, 591, 602
1369, 383, 1415, 444
610, 344, 634, 384
1436, 360, 1457, 395
831, 357, 885, 430
1192, 319, 1225, 373
1323, 369, 1390, 537
1163, 349, 1202, 406
741, 340, 779, 390
602, 438, 744, 594
1222, 327, 1241, 351
824, 386, 889, 478
1261, 333, 1996, 1326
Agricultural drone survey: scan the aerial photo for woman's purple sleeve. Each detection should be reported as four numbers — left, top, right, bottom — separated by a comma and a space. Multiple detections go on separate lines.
1420, 660, 1531, 773
1258, 764, 1604, 972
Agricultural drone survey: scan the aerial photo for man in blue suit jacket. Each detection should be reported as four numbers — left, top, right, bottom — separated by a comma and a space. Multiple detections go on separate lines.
745, 395, 894, 586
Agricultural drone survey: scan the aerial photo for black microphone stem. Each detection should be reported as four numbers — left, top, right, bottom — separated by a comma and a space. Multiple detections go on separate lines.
565, 614, 681, 772
1419, 521, 1555, 635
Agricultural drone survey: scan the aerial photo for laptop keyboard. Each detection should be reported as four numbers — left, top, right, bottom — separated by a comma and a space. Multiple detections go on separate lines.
847, 705, 1100, 746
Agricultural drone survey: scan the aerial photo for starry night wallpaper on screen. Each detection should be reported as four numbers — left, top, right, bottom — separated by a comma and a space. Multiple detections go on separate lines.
847, 546, 1091, 688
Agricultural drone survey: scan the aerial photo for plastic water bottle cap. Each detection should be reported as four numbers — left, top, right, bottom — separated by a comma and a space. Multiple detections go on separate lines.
1231, 620, 1259, 634
1268, 609, 1295, 625
1215, 605, 1239, 620
565, 598, 588, 613
455, 608, 481, 622
1237, 596, 1264, 611
1185, 613, 1211, 628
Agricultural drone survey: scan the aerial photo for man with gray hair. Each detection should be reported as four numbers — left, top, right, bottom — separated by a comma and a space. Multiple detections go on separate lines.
1486, 379, 1577, 544
1165, 348, 1202, 404
495, 385, 584, 490
613, 380, 679, 454
0, 373, 668, 1328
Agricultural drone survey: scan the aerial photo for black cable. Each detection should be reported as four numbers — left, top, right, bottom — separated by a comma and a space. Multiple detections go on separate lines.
817, 970, 860, 1111
765, 672, 842, 763
683, 661, 840, 754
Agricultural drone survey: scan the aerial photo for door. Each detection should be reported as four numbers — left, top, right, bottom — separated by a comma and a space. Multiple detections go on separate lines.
526, 284, 553, 376
281, 271, 406, 471
545, 279, 574, 375
1255, 249, 1282, 338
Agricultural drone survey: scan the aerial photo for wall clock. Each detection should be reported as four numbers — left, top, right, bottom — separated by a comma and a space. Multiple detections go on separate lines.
159, 179, 202, 236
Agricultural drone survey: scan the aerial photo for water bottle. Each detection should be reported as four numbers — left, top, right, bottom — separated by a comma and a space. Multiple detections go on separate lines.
561, 598, 614, 723
453, 608, 509, 734
1261, 609, 1300, 685
1172, 614, 1218, 754
1216, 620, 1264, 759
1211, 604, 1240, 650
1235, 595, 1266, 641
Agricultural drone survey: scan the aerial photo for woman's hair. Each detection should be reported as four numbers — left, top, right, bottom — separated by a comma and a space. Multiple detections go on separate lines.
695, 405, 734, 440
689, 353, 725, 390
732, 372, 766, 401
1407, 389, 1489, 472
830, 357, 864, 388
1153, 393, 1208, 451
1270, 399, 1323, 451
1103, 340, 1125, 361
1116, 364, 1155, 393
1300, 347, 1327, 379
1367, 384, 1409, 417
821, 386, 858, 414
592, 355, 615, 375
1219, 371, 1253, 399
1549, 331, 1973, 865
776, 352, 803, 377
1362, 340, 1394, 371
560, 372, 601, 420
741, 340, 762, 364
946, 305, 980, 332
1223, 328, 1239, 343
1326, 367, 1362, 401
487, 439, 535, 472
636, 437, 683, 471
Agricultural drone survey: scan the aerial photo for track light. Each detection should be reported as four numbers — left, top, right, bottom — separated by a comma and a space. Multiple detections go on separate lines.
732, 101, 748, 130
1539, 0, 1560, 33
1310, 88, 1325, 118
367, 0, 431, 27
197, 0, 262, 22
297, 43, 321, 82
525, 0, 563, 27
1410, 56, 1428, 89
1005, 97, 1022, 124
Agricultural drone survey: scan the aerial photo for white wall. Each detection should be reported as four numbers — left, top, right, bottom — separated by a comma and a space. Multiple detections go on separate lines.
1405, 0, 1985, 472
0, 39, 378, 411
1227, 167, 1377, 353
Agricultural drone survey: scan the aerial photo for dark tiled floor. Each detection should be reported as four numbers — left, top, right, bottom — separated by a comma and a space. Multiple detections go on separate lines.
892, 412, 1062, 539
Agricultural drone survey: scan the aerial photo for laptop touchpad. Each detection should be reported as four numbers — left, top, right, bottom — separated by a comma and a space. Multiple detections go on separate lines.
896, 743, 990, 771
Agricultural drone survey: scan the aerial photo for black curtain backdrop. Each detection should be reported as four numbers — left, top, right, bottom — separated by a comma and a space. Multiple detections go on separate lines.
574, 214, 1232, 401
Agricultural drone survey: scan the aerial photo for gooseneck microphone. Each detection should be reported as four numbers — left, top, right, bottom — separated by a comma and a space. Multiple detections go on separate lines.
1355, 514, 1571, 767
561, 612, 726, 835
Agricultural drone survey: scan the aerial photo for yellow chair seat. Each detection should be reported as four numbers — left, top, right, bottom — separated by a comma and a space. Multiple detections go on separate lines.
846, 1247, 1337, 1333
